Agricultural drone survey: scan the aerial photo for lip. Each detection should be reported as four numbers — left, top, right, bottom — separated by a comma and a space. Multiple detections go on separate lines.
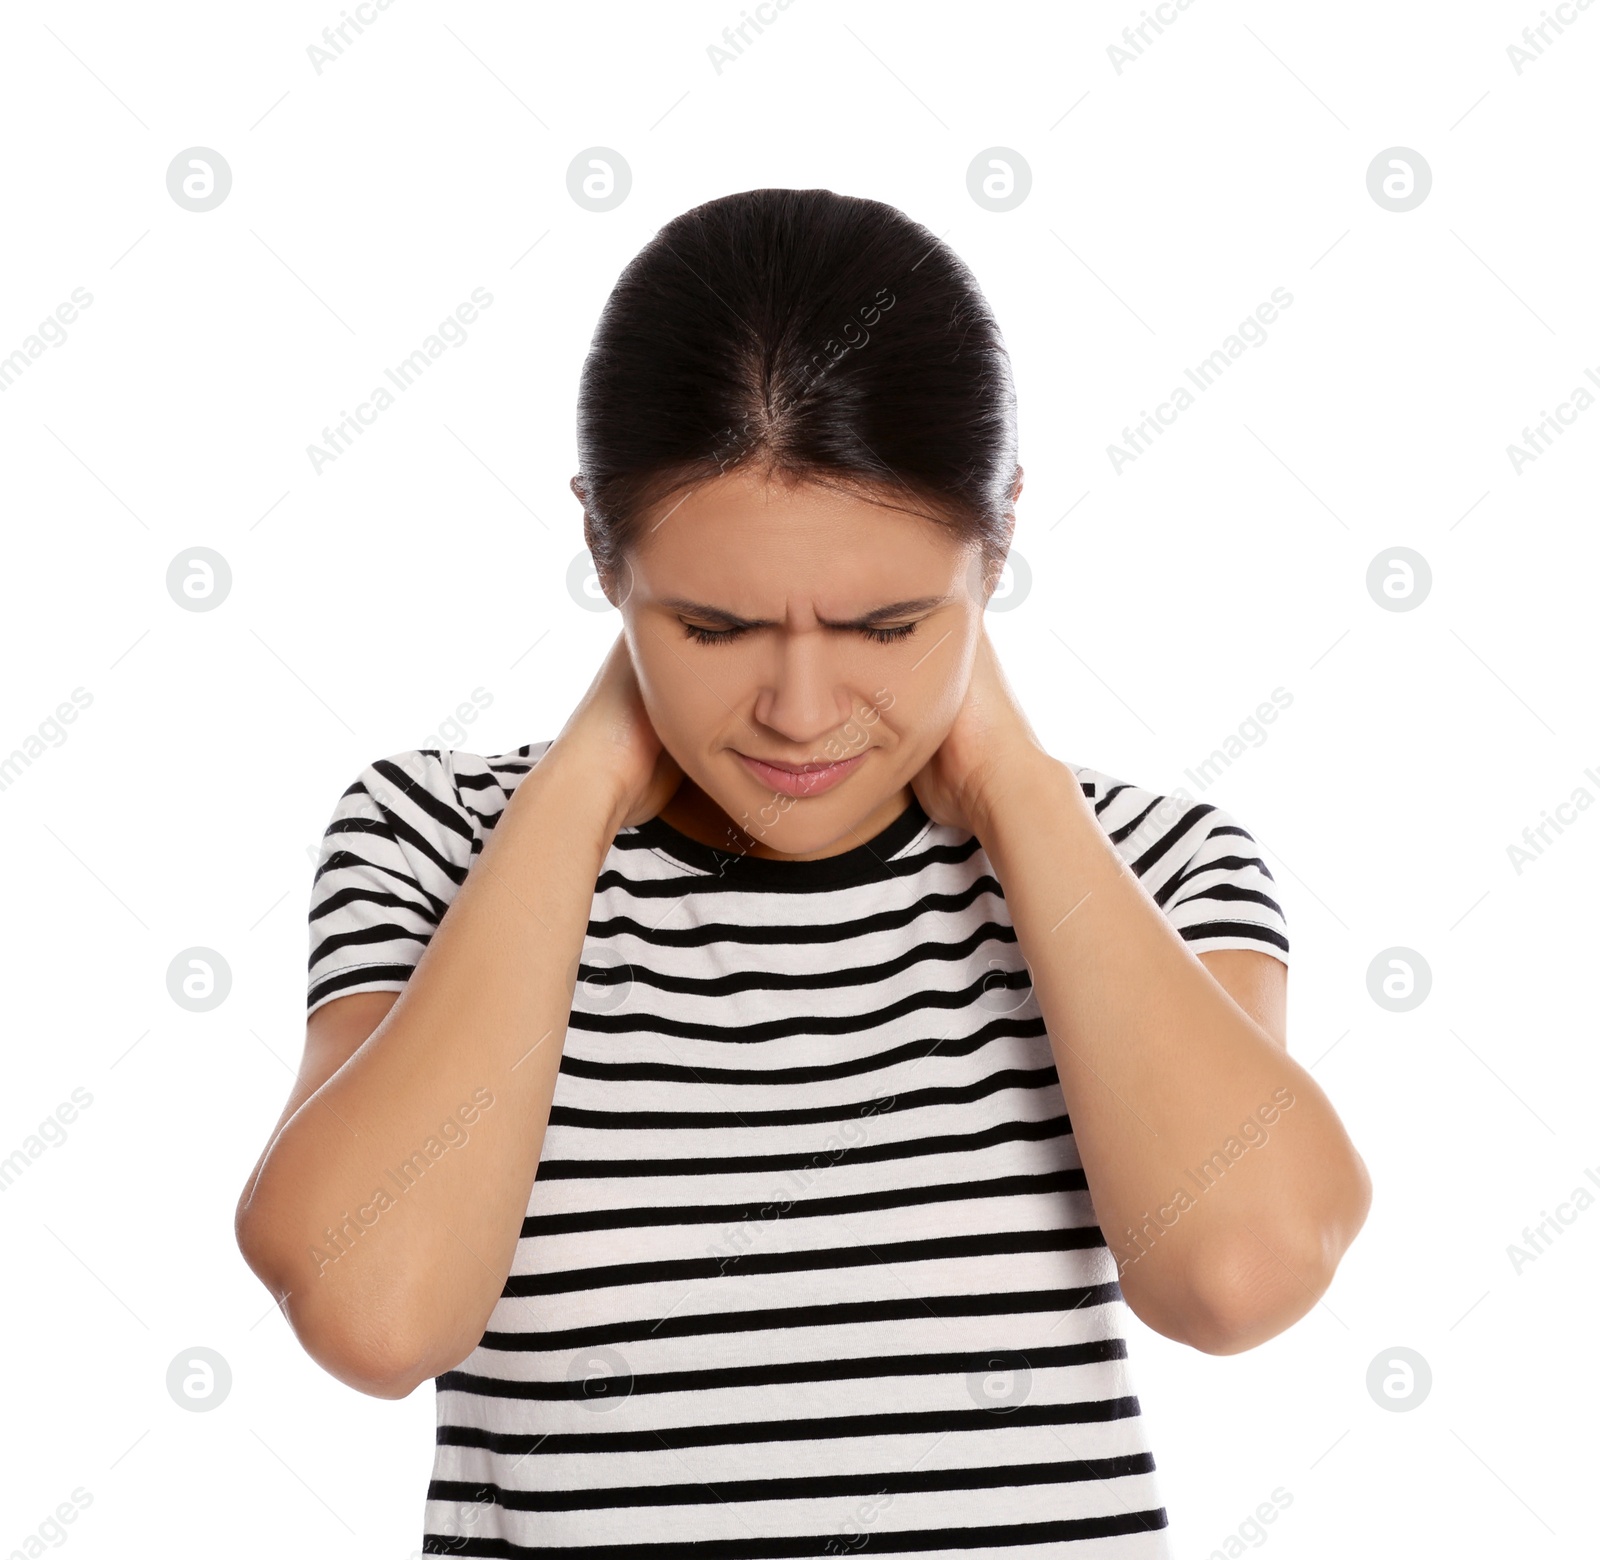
736, 750, 868, 797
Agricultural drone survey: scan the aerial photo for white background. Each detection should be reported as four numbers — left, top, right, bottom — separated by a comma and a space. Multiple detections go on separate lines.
2, 1, 1596, 1555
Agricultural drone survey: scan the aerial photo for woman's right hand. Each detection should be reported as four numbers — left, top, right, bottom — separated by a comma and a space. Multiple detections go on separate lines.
552, 631, 684, 830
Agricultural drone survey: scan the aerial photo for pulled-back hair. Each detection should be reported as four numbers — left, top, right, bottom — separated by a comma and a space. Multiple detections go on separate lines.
572, 187, 1019, 596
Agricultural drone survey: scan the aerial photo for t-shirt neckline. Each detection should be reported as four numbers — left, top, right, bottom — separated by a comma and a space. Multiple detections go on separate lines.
627, 794, 935, 890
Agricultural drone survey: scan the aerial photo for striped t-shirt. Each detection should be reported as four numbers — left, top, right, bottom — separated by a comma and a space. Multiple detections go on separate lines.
306, 741, 1290, 1557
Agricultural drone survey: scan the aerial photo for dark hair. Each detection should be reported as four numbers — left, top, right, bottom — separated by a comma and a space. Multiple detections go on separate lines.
572, 187, 1019, 598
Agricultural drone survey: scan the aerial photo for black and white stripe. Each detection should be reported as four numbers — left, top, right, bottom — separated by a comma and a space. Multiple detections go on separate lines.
307, 742, 1288, 1556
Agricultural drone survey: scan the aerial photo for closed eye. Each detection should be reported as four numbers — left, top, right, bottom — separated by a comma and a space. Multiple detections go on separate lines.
680, 621, 920, 646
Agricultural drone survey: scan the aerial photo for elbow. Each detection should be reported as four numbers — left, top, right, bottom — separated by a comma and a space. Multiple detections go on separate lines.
234, 1210, 435, 1401
346, 1345, 440, 1399
1180, 1231, 1329, 1356
297, 1333, 430, 1401
1179, 1205, 1366, 1357
275, 1284, 436, 1400
1121, 1151, 1374, 1357
308, 1315, 434, 1400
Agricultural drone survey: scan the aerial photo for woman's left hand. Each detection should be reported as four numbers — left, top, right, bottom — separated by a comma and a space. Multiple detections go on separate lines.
910, 624, 1052, 837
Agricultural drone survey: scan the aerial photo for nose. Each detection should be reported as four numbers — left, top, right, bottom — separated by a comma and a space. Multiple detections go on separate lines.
751, 633, 866, 750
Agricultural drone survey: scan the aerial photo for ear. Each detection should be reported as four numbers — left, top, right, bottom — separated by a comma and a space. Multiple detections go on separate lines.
991, 507, 1017, 587
573, 482, 618, 606
1010, 464, 1024, 506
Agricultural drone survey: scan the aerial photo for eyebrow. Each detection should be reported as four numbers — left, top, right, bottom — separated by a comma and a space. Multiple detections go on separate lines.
659, 594, 951, 630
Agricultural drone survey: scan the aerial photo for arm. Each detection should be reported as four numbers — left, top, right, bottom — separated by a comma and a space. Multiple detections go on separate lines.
235, 745, 621, 1396
975, 759, 1370, 1355
910, 627, 1369, 1356
235, 636, 680, 1398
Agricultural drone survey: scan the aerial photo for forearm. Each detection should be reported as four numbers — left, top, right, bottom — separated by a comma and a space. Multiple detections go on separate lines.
240, 740, 623, 1389
976, 757, 1369, 1350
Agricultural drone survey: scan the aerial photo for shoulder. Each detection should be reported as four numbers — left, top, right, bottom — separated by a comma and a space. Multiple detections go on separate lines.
432, 740, 556, 832
330, 740, 554, 831
1065, 758, 1238, 861
1064, 758, 1289, 960
305, 740, 557, 1016
315, 739, 557, 882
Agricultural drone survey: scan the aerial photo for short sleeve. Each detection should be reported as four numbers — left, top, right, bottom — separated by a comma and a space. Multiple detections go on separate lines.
1069, 763, 1290, 964
306, 748, 479, 1017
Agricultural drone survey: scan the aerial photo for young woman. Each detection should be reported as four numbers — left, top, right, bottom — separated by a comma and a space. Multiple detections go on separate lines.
236, 187, 1370, 1557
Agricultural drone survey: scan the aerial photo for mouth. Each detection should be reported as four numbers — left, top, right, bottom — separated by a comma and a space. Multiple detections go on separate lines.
736, 749, 869, 797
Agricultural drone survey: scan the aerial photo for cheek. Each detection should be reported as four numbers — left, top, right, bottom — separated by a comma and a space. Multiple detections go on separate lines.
629, 630, 720, 729
897, 654, 966, 729
862, 644, 960, 733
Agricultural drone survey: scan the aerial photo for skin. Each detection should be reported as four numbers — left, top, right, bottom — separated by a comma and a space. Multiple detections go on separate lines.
601, 462, 984, 864
236, 457, 1367, 1393
599, 460, 1371, 1352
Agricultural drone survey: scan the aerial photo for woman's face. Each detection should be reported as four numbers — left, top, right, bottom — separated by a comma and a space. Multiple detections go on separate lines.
609, 464, 1003, 861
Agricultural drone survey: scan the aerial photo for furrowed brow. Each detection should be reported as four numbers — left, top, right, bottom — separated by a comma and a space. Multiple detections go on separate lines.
662, 594, 950, 630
